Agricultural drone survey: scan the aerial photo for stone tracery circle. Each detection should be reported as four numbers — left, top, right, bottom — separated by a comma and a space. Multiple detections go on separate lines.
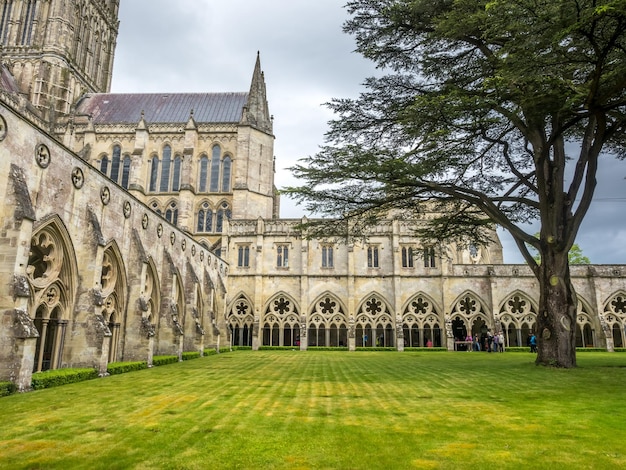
36, 144, 51, 168
0, 114, 7, 141
100, 186, 111, 205
71, 167, 84, 189
123, 201, 132, 218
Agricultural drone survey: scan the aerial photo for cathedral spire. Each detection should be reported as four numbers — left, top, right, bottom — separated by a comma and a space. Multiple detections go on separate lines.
241, 52, 273, 134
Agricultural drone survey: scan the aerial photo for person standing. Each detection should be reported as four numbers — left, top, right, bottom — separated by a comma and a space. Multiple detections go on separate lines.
530, 333, 537, 353
498, 331, 505, 352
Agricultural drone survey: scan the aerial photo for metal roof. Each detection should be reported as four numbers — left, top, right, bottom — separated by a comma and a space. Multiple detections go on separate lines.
75, 92, 249, 124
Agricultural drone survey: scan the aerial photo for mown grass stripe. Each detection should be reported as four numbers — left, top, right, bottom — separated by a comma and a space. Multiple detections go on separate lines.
0, 351, 625, 469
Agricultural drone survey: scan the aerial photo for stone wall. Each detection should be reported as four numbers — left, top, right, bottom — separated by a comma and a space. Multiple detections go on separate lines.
0, 98, 228, 390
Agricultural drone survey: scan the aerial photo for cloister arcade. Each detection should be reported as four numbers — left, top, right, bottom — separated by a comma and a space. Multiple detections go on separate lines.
226, 290, 626, 351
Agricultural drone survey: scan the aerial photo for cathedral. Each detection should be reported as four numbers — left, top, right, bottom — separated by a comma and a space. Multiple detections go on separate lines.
1, 0, 625, 391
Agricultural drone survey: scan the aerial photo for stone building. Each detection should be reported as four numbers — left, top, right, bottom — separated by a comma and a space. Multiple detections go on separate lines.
0, 0, 625, 390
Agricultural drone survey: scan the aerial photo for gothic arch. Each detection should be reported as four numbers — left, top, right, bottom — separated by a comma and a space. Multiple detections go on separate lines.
27, 216, 79, 372
227, 293, 254, 347
261, 292, 301, 347
355, 293, 394, 347
148, 199, 162, 215
401, 292, 443, 348
576, 296, 596, 348
449, 291, 491, 342
101, 241, 128, 363
308, 292, 349, 347
195, 200, 214, 233
498, 291, 538, 348
602, 291, 626, 347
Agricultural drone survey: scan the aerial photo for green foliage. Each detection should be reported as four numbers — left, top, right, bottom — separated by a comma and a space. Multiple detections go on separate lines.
152, 355, 179, 366
286, 0, 625, 259
355, 347, 398, 352
31, 368, 98, 390
181, 351, 201, 361
0, 381, 17, 397
106, 361, 148, 375
203, 348, 218, 356
285, 0, 626, 367
528, 233, 591, 264
402, 347, 448, 352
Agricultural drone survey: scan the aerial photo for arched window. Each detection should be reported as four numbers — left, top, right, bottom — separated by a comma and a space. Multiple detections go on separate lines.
172, 155, 182, 192
21, 0, 38, 46
165, 201, 178, 226
0, 3, 13, 45
121, 155, 131, 189
150, 201, 162, 216
216, 202, 231, 233
100, 155, 109, 175
110, 145, 121, 182
210, 145, 221, 192
196, 202, 213, 233
198, 155, 209, 192
159, 145, 172, 192
222, 156, 232, 192
149, 155, 159, 192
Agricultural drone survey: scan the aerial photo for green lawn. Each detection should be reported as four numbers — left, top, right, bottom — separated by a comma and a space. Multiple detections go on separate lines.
1, 351, 625, 469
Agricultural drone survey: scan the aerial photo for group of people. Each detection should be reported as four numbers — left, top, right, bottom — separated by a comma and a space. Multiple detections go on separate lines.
464, 331, 505, 352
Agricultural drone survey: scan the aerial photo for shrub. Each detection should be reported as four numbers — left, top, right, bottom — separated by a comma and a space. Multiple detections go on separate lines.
107, 361, 147, 375
355, 347, 399, 352
300, 347, 348, 352
152, 355, 179, 366
203, 348, 218, 356
403, 347, 448, 352
182, 351, 201, 361
31, 368, 98, 390
0, 381, 17, 397
232, 346, 252, 351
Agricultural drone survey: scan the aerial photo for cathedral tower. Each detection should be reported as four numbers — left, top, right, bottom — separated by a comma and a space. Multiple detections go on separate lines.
0, 0, 119, 116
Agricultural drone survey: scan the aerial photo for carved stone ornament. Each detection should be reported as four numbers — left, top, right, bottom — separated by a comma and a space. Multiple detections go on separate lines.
191, 245, 196, 256
142, 213, 149, 229
157, 223, 163, 238
36, 144, 51, 168
0, 114, 7, 141
200, 250, 204, 261
71, 167, 84, 189
100, 186, 111, 205
170, 231, 176, 245
123, 201, 132, 218
181, 239, 186, 251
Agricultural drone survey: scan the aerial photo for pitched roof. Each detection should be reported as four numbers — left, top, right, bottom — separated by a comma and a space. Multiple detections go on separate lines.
0, 64, 21, 94
75, 92, 249, 125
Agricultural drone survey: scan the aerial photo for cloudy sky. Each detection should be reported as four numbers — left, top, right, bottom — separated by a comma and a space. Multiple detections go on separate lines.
111, 0, 626, 264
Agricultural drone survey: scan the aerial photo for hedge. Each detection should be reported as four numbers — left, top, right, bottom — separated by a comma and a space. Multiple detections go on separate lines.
403, 347, 448, 352
203, 348, 218, 356
31, 368, 98, 390
107, 361, 147, 375
182, 351, 201, 361
0, 381, 17, 397
152, 355, 179, 366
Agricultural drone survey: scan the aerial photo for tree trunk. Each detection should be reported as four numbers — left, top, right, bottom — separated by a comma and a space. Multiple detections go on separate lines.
535, 248, 577, 368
